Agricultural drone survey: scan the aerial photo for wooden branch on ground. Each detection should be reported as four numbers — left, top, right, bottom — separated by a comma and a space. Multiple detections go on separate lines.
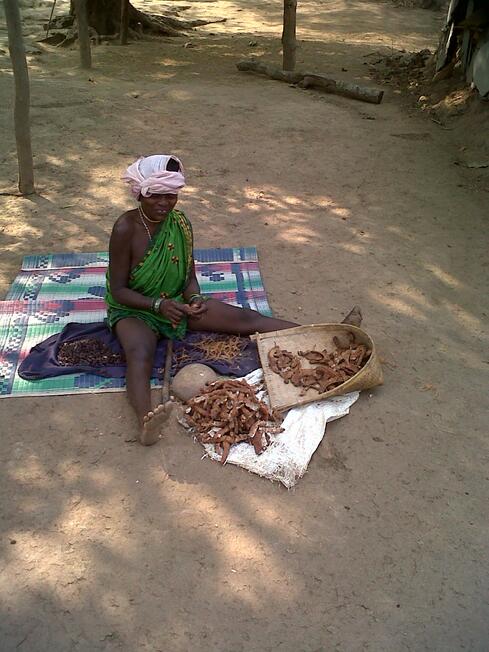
302, 73, 384, 104
4, 0, 35, 195
236, 60, 303, 83
132, 9, 226, 37
236, 59, 384, 105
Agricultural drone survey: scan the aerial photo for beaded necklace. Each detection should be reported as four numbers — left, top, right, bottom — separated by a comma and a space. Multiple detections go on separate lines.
138, 206, 152, 242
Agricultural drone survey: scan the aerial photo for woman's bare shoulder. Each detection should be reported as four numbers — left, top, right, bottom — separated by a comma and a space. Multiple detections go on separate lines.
111, 209, 137, 238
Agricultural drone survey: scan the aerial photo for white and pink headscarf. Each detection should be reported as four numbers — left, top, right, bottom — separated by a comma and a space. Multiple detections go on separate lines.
122, 154, 186, 198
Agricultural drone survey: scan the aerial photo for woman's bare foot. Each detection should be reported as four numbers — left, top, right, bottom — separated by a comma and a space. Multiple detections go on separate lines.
342, 305, 363, 327
140, 403, 169, 446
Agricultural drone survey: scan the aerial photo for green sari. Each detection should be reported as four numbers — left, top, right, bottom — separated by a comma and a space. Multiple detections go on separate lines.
105, 209, 193, 339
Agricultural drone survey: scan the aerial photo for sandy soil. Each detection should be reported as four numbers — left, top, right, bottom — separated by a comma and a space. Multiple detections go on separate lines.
1, 1, 488, 650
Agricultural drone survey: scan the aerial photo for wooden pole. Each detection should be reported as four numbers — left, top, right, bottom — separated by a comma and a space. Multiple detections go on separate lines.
74, 0, 92, 69
282, 0, 297, 72
4, 0, 35, 195
120, 0, 129, 45
45, 0, 57, 39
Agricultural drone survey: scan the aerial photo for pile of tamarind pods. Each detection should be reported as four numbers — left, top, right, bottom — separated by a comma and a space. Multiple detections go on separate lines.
185, 378, 283, 464
268, 334, 371, 395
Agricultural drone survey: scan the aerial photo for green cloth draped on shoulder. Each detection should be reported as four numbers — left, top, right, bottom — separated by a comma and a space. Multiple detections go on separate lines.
105, 209, 193, 339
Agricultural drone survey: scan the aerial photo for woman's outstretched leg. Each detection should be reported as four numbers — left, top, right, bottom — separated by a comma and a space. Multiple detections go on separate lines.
187, 300, 298, 335
187, 300, 362, 334
115, 317, 165, 445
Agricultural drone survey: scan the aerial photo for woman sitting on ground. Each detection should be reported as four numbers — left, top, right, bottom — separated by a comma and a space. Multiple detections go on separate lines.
105, 154, 360, 445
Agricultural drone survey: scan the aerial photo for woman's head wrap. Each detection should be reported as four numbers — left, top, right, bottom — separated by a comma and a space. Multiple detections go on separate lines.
122, 154, 185, 198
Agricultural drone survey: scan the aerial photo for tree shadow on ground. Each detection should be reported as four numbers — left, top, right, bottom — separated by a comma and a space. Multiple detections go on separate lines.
1, 2, 488, 650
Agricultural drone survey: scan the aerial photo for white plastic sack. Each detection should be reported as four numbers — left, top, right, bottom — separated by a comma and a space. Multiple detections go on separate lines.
189, 369, 359, 488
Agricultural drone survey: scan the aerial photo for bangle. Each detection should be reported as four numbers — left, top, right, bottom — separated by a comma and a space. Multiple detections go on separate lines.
152, 297, 163, 313
189, 293, 207, 304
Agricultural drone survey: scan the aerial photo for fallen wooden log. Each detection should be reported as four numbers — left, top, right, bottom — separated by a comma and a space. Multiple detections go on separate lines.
236, 59, 384, 104
301, 74, 384, 104
236, 60, 303, 83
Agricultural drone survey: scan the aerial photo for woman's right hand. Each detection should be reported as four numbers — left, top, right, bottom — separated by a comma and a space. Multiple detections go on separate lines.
159, 299, 191, 328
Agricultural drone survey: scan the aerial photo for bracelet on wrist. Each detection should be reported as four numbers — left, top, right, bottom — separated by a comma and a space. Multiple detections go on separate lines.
152, 297, 164, 313
189, 293, 208, 304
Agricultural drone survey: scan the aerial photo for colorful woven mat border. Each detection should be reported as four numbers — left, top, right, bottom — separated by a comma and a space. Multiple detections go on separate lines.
21, 247, 259, 271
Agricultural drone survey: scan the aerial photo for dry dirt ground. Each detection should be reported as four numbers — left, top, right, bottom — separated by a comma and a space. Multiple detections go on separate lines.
1, 1, 488, 651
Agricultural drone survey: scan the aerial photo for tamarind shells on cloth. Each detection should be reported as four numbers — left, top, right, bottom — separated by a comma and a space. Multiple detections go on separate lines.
253, 324, 383, 411
171, 363, 219, 402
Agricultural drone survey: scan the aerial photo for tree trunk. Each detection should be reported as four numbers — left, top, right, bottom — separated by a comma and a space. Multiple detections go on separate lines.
73, 0, 92, 68
282, 0, 297, 72
120, 0, 129, 45
71, 0, 123, 35
4, 0, 35, 195
69, 0, 191, 37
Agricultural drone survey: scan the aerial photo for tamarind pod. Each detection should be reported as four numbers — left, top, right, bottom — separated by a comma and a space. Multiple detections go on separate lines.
281, 369, 294, 382
269, 359, 280, 373
269, 345, 282, 359
191, 395, 207, 404
265, 425, 284, 434
314, 365, 336, 380
202, 380, 231, 394
250, 430, 265, 455
257, 404, 273, 421
244, 400, 260, 411
271, 409, 283, 422
248, 420, 264, 439
342, 363, 360, 375
199, 435, 214, 443
301, 369, 317, 387
217, 379, 249, 391
190, 404, 211, 417
213, 426, 231, 439
352, 346, 368, 366
290, 368, 303, 386
300, 382, 321, 395
209, 436, 225, 444
210, 403, 224, 419
349, 343, 365, 357
197, 420, 212, 430
318, 378, 334, 392
229, 399, 240, 419
300, 350, 327, 363
220, 441, 233, 463
337, 349, 352, 365
277, 355, 294, 369
244, 415, 255, 430
332, 336, 342, 349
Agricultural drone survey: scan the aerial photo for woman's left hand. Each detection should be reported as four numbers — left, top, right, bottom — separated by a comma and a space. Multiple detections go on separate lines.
187, 297, 208, 319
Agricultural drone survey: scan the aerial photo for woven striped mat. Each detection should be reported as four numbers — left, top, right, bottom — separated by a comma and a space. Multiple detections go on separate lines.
0, 247, 270, 398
